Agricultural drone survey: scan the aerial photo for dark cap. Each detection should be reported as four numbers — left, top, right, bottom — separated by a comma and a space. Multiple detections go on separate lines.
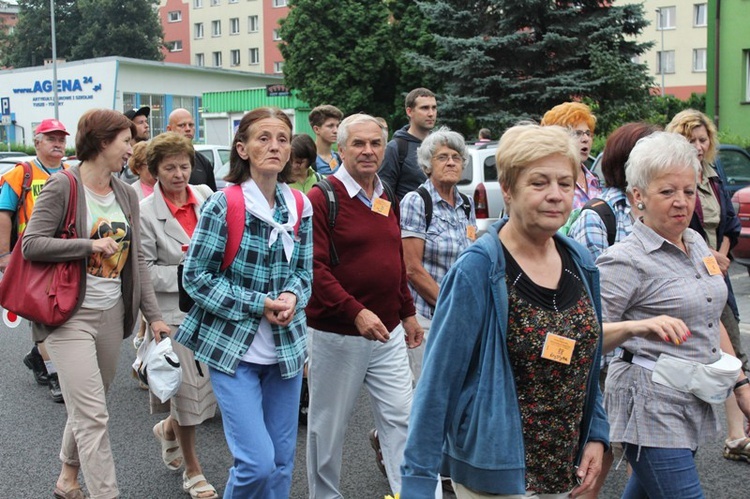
124, 106, 150, 121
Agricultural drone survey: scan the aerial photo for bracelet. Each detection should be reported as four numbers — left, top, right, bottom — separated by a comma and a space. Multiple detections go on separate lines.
0, 252, 10, 258
735, 378, 750, 391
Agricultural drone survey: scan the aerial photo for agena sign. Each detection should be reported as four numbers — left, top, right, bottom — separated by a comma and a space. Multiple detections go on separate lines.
12, 76, 101, 94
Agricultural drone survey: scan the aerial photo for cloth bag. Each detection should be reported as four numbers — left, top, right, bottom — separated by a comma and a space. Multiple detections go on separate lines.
652, 351, 742, 404
0, 170, 81, 327
135, 337, 183, 403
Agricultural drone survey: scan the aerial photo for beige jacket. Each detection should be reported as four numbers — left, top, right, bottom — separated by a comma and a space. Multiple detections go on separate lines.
139, 183, 213, 325
22, 165, 162, 342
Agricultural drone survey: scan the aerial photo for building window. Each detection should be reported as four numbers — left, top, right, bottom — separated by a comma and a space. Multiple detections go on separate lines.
213, 51, 222, 67
194, 0, 203, 7
272, 0, 286, 6
168, 40, 183, 52
248, 15, 259, 32
656, 6, 676, 29
212, 20, 221, 37
230, 18, 240, 35
194, 23, 204, 39
139, 94, 166, 135
229, 0, 238, 3
231, 49, 240, 66
211, 0, 220, 5
273, 29, 281, 41
693, 4, 707, 27
168, 11, 182, 22
249, 48, 259, 65
656, 50, 675, 74
692, 48, 706, 72
273, 61, 284, 73
195, 53, 205, 66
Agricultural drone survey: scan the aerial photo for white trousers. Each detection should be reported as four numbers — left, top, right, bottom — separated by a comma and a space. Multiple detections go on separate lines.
306, 325, 413, 498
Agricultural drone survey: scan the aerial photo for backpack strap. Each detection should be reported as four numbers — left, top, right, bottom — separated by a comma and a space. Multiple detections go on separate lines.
14, 162, 33, 221
313, 178, 340, 266
581, 198, 616, 247
416, 186, 433, 231
458, 192, 471, 221
291, 188, 304, 236
395, 136, 408, 170
220, 184, 245, 271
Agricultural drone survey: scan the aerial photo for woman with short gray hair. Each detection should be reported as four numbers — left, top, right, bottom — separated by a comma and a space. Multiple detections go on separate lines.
598, 131, 750, 497
399, 126, 476, 383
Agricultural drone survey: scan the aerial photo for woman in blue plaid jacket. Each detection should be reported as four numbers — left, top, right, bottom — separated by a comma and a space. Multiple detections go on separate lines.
175, 108, 313, 499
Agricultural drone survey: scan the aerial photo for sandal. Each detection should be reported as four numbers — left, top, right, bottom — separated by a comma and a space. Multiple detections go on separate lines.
153, 420, 183, 470
53, 486, 86, 499
723, 437, 750, 463
368, 429, 387, 478
182, 471, 218, 499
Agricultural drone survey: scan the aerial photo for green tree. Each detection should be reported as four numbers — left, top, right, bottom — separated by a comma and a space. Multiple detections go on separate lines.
70, 0, 164, 61
411, 0, 654, 136
1, 0, 78, 68
1, 0, 163, 68
279, 0, 396, 118
385, 0, 444, 130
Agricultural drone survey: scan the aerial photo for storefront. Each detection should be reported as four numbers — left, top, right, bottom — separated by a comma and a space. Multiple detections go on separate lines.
0, 56, 283, 147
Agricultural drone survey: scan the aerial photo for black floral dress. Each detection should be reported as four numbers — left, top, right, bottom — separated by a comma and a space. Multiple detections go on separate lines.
503, 241, 600, 494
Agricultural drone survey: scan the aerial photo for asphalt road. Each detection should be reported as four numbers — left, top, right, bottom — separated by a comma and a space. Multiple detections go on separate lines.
1, 264, 749, 498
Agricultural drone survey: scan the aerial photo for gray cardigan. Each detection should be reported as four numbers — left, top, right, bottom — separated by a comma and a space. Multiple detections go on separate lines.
22, 165, 163, 342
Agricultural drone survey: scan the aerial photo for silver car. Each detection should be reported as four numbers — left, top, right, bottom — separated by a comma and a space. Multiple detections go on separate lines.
456, 142, 504, 235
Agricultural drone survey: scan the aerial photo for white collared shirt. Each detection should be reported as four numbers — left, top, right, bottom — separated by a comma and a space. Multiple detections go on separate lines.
333, 164, 384, 208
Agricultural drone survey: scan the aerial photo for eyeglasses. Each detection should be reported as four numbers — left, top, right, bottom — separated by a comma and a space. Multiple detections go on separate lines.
571, 129, 592, 138
433, 153, 463, 164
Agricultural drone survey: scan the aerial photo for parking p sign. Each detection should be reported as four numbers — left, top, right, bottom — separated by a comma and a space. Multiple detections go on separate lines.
0, 97, 9, 116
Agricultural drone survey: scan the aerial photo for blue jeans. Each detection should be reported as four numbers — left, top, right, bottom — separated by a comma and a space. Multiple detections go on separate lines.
210, 363, 302, 499
622, 445, 704, 499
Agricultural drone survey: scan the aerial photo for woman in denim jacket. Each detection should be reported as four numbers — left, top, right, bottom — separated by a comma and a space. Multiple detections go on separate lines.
401, 124, 609, 498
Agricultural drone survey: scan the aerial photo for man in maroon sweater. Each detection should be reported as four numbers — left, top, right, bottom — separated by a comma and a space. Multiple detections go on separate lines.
305, 113, 424, 498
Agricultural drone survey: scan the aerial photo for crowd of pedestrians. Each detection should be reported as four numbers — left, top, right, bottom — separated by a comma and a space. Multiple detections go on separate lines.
1, 89, 749, 499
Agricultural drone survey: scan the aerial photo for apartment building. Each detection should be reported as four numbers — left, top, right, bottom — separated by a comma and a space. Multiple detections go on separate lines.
160, 0, 288, 75
637, 0, 708, 98
0, 0, 18, 34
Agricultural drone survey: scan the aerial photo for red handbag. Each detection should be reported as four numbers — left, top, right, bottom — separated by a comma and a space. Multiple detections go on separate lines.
0, 170, 82, 327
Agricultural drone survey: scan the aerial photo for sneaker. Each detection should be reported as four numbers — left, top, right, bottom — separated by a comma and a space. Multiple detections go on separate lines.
48, 373, 64, 403
23, 347, 49, 386
368, 429, 387, 478
723, 437, 750, 463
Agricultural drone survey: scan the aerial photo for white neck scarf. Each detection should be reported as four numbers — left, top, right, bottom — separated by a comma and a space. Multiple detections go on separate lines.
241, 180, 298, 262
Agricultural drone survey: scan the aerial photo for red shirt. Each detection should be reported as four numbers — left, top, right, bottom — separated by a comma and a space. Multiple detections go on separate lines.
161, 186, 199, 237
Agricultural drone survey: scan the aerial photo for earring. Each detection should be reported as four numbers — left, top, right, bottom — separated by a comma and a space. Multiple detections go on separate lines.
637, 202, 645, 210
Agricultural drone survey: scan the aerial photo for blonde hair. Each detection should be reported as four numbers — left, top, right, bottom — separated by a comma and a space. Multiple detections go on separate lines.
665, 109, 718, 165
496, 124, 579, 191
540, 101, 597, 134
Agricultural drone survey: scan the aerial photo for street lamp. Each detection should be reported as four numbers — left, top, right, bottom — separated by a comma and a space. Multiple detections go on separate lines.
656, 8, 665, 96
50, 0, 59, 119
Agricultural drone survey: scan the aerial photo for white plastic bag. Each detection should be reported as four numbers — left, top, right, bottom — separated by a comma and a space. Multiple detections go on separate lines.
136, 337, 183, 403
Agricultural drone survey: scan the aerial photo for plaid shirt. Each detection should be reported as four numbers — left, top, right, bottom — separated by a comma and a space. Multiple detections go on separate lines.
568, 187, 634, 262
573, 164, 602, 209
175, 187, 313, 378
400, 180, 475, 319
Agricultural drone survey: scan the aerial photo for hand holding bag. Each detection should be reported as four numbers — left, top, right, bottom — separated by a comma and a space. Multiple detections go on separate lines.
0, 170, 81, 327
136, 336, 183, 403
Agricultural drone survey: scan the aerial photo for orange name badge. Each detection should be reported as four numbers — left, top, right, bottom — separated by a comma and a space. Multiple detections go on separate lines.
467, 225, 477, 241
541, 333, 576, 365
702, 255, 721, 276
329, 158, 338, 171
372, 197, 391, 217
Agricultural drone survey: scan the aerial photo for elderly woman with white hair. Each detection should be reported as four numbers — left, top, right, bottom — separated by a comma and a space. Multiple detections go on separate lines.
399, 127, 476, 383
401, 124, 609, 498
598, 132, 750, 498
